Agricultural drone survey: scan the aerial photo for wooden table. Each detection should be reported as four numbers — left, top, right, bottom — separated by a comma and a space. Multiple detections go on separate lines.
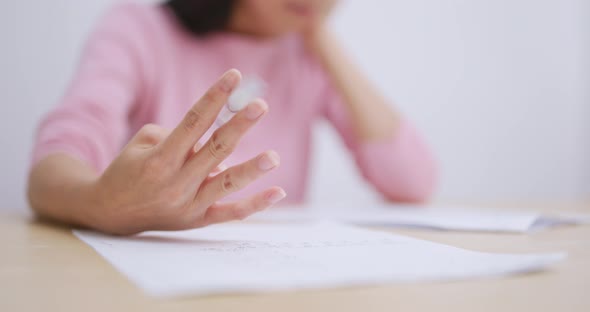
1, 203, 589, 312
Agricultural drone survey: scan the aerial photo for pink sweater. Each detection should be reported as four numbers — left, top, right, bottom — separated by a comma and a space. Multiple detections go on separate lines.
32, 2, 437, 204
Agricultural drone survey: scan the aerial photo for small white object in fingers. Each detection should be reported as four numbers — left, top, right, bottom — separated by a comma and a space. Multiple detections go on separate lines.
215, 76, 267, 126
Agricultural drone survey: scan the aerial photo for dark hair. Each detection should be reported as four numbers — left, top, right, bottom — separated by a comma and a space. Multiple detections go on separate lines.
164, 0, 236, 36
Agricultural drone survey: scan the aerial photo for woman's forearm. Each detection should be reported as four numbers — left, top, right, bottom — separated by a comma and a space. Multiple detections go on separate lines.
27, 154, 101, 228
307, 28, 400, 141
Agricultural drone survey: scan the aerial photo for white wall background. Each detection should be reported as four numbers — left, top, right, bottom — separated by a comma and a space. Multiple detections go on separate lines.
1, 0, 588, 211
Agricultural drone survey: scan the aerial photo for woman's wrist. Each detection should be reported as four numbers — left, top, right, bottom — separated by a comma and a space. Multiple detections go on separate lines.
74, 177, 108, 231
28, 154, 105, 230
303, 25, 332, 64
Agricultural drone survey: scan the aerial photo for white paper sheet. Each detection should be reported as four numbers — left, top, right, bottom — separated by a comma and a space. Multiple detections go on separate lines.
74, 223, 565, 297
252, 204, 590, 233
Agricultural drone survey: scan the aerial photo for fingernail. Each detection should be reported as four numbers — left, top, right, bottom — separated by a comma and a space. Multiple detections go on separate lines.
257, 151, 280, 171
266, 189, 287, 204
210, 163, 227, 175
245, 100, 268, 120
218, 163, 228, 171
221, 69, 241, 92
193, 142, 202, 153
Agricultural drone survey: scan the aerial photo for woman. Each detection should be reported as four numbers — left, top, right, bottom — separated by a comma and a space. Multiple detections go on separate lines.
28, 0, 437, 235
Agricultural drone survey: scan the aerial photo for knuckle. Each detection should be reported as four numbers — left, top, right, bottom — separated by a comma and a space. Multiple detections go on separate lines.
207, 132, 233, 160
182, 108, 204, 133
221, 172, 239, 194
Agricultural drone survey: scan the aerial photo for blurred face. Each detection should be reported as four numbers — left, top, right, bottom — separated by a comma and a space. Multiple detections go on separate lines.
232, 0, 339, 36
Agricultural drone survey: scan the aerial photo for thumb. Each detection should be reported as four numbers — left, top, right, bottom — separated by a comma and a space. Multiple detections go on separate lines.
132, 124, 172, 147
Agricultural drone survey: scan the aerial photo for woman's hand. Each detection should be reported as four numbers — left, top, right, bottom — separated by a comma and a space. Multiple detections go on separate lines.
302, 25, 400, 141
86, 69, 285, 235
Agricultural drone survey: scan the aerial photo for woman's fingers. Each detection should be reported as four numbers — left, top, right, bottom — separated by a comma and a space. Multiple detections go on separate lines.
188, 143, 227, 175
194, 150, 280, 209
183, 99, 269, 182
160, 69, 241, 162
198, 187, 287, 226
